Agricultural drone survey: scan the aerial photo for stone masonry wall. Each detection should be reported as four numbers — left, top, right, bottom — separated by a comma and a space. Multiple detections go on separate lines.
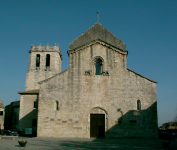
19, 95, 38, 134
37, 43, 158, 138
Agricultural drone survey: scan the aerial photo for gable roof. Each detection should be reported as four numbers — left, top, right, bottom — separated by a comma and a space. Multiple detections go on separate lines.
69, 22, 126, 51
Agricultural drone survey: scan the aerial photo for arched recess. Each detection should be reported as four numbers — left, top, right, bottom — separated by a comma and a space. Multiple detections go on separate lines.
92, 56, 104, 75
88, 107, 108, 138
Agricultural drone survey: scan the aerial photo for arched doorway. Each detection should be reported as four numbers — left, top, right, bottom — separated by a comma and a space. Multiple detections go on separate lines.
90, 107, 108, 138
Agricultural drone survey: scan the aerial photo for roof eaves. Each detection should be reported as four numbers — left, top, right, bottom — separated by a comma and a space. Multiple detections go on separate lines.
127, 68, 158, 83
68, 38, 128, 56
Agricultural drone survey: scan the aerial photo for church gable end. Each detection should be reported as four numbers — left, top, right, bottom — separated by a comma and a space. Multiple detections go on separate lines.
67, 42, 127, 77
19, 21, 158, 138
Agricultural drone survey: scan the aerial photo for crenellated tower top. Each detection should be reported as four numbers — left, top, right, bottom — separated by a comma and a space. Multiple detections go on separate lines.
30, 44, 62, 60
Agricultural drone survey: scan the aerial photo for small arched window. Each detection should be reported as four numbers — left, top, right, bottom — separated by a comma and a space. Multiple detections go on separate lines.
137, 100, 141, 111
36, 54, 40, 69
46, 54, 50, 70
95, 58, 103, 75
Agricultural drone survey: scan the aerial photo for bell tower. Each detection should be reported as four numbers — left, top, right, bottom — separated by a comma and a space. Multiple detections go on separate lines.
25, 44, 62, 91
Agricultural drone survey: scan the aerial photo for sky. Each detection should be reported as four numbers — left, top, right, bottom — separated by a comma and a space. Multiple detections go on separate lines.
0, 0, 177, 126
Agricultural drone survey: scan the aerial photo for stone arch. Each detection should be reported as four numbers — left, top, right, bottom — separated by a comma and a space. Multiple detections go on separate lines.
90, 107, 108, 115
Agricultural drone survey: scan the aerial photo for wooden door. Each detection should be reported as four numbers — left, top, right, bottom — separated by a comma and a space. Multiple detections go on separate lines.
90, 114, 105, 138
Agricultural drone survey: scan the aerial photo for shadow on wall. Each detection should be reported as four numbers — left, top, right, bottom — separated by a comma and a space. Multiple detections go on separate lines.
90, 102, 158, 139
19, 109, 38, 137
105, 102, 158, 138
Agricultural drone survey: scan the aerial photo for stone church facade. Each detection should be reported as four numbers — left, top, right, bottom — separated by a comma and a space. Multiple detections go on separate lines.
19, 22, 158, 138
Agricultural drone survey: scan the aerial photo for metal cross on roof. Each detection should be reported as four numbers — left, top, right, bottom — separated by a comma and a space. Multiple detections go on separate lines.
97, 11, 99, 22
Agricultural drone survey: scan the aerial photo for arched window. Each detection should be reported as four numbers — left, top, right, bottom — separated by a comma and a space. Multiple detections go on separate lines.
46, 54, 50, 70
95, 58, 103, 75
137, 100, 141, 111
36, 54, 40, 69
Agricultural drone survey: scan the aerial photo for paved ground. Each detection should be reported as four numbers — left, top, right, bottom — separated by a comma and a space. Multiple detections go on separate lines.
0, 136, 177, 150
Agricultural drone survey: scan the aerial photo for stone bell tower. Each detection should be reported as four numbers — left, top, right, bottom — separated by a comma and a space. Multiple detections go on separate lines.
25, 44, 62, 91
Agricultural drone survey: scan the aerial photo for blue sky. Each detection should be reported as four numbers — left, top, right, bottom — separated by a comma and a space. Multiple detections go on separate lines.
0, 0, 177, 126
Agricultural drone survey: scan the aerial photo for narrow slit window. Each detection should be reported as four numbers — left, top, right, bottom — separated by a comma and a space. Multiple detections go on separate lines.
137, 100, 141, 111
56, 101, 59, 111
36, 54, 40, 68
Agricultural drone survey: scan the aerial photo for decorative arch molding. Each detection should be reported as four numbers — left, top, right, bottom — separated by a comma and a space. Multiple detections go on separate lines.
92, 56, 104, 64
90, 106, 108, 115
85, 56, 108, 76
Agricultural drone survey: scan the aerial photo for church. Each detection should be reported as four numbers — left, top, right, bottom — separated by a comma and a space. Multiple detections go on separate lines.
18, 21, 158, 138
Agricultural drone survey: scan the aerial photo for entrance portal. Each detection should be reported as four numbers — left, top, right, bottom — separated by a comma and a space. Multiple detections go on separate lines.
90, 114, 105, 138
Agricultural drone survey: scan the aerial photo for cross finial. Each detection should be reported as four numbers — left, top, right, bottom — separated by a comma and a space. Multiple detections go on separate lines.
97, 11, 99, 22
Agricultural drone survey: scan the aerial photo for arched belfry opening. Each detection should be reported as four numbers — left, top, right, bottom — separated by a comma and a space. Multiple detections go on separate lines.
92, 56, 104, 75
46, 54, 50, 70
36, 54, 40, 69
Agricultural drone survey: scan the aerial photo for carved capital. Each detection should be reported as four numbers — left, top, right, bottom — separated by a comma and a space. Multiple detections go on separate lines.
85, 70, 92, 76
102, 71, 109, 76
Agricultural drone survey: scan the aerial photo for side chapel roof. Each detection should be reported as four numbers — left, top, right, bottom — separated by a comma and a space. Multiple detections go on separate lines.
69, 22, 126, 51
18, 89, 39, 94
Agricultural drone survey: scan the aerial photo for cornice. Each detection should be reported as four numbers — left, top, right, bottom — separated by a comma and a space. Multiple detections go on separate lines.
67, 39, 128, 56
